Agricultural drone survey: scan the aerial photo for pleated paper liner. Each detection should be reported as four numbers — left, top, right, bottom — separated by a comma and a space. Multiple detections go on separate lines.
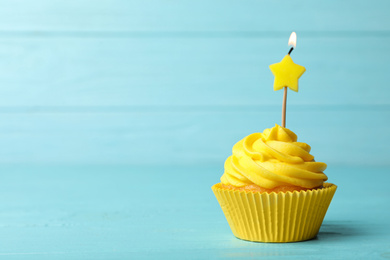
212, 183, 337, 243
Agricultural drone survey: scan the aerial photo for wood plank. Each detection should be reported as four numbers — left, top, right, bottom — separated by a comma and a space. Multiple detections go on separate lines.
0, 106, 387, 165
0, 37, 388, 107
0, 165, 388, 258
0, 0, 389, 32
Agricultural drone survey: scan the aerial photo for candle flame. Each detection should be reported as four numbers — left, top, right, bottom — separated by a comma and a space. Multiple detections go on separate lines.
288, 32, 297, 48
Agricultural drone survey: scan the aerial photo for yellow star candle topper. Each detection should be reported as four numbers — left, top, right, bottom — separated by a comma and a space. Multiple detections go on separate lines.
269, 55, 306, 92
269, 32, 306, 92
269, 32, 306, 128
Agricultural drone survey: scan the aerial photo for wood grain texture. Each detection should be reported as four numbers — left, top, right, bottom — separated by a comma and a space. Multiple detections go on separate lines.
0, 106, 387, 165
0, 37, 388, 107
0, 36, 388, 164
0, 0, 389, 32
0, 165, 388, 259
0, 1, 388, 166
0, 2, 389, 258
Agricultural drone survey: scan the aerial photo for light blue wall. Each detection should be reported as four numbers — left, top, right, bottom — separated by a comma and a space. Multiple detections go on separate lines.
0, 0, 389, 165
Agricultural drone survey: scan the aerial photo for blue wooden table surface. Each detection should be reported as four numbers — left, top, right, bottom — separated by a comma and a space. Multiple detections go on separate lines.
0, 0, 389, 259
0, 164, 388, 259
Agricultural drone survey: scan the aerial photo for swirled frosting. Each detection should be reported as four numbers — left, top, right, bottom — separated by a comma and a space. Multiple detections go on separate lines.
221, 124, 328, 189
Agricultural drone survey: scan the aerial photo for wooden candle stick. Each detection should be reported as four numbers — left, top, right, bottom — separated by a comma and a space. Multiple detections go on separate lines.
282, 47, 293, 128
281, 47, 294, 128
282, 87, 287, 127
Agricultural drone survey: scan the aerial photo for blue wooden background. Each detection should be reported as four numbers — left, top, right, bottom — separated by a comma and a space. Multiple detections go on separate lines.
0, 0, 389, 166
0, 1, 389, 259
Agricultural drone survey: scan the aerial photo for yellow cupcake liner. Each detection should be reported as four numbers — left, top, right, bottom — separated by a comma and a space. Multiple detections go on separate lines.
212, 183, 337, 243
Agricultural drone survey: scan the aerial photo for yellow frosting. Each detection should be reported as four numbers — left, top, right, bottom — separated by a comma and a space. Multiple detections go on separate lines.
221, 124, 328, 189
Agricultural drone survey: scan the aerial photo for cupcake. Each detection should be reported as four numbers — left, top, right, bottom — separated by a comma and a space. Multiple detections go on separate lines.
212, 124, 337, 243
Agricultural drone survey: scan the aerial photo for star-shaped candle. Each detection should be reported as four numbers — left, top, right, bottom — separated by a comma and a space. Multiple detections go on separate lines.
269, 32, 306, 127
